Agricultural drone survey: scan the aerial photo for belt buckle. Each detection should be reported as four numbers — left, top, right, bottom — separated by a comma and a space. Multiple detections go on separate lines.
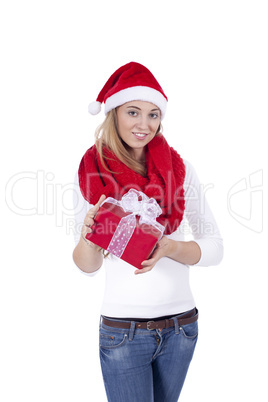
147, 321, 155, 330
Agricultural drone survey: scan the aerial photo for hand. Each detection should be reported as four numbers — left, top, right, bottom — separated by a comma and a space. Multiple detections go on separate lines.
81, 194, 106, 246
134, 236, 171, 275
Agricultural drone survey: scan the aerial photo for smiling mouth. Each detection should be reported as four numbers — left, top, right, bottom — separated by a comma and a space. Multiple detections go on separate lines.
132, 132, 148, 139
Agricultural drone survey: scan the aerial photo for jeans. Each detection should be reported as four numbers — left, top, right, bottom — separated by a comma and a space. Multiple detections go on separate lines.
99, 312, 198, 402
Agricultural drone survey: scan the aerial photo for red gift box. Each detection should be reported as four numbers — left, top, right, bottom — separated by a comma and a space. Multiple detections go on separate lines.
86, 190, 165, 269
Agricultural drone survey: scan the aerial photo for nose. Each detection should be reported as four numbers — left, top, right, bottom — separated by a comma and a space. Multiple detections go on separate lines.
136, 114, 149, 130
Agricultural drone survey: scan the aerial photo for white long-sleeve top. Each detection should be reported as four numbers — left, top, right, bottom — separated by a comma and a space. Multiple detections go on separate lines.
73, 160, 223, 319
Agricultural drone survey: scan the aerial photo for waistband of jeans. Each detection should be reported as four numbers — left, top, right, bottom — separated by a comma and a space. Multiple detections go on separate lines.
101, 308, 198, 331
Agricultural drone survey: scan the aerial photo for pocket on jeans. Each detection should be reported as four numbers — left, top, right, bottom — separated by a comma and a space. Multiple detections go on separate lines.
99, 329, 128, 349
180, 321, 198, 339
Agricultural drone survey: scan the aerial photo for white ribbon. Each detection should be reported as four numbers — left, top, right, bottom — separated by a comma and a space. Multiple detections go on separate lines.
101, 189, 165, 258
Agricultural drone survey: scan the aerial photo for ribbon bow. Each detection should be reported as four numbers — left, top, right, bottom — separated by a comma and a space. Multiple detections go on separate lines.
102, 189, 165, 258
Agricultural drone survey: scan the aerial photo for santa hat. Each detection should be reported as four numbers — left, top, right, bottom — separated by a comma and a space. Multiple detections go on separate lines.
88, 62, 168, 119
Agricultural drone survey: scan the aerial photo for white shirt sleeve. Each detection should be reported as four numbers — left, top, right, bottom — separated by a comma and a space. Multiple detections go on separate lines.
73, 171, 91, 246
183, 160, 224, 266
72, 172, 102, 276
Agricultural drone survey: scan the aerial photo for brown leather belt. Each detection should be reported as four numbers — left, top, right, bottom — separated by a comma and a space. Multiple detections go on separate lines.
102, 308, 198, 331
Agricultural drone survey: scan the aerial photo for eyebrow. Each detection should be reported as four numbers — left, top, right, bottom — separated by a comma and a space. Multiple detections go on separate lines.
126, 106, 160, 112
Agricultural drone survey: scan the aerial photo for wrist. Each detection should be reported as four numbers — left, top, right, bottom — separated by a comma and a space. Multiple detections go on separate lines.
165, 238, 182, 259
80, 235, 99, 250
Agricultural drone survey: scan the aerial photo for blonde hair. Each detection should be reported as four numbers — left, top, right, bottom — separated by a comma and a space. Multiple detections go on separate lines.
95, 109, 162, 177
94, 108, 162, 259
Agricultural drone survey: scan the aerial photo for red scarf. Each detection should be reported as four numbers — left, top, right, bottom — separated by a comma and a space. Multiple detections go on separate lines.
78, 134, 185, 235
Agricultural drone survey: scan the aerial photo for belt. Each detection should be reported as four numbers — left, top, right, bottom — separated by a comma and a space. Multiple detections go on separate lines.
102, 308, 198, 331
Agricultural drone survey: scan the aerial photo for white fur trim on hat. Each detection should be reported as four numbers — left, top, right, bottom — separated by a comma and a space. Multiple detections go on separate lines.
104, 86, 167, 119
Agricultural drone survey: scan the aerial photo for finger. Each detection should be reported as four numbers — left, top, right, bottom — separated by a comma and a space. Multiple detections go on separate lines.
97, 194, 106, 207
82, 222, 92, 236
84, 215, 95, 227
86, 195, 106, 220
84, 222, 93, 231
134, 266, 153, 275
92, 194, 106, 213
141, 258, 155, 267
84, 194, 106, 227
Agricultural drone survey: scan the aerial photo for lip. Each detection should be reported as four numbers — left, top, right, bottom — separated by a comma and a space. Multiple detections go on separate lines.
132, 132, 149, 140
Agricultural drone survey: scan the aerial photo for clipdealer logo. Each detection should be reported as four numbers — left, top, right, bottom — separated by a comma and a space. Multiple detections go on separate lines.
5, 168, 264, 234
5, 170, 83, 229
227, 170, 263, 233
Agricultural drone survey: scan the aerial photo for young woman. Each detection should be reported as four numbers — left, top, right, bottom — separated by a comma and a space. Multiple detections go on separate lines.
73, 62, 223, 402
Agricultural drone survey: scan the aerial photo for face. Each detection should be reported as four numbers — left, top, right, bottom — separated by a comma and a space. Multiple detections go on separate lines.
116, 101, 161, 161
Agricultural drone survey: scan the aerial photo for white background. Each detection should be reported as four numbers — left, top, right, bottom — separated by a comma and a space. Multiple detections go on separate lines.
1, 1, 267, 401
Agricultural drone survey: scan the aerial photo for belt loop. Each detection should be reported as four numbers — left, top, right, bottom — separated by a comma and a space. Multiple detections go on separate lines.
129, 321, 135, 341
173, 316, 180, 334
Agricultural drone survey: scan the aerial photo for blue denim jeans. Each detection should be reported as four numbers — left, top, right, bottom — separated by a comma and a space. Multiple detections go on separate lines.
99, 312, 198, 402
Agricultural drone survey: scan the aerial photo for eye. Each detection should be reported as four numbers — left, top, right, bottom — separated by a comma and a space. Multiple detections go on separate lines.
128, 110, 138, 117
150, 113, 160, 119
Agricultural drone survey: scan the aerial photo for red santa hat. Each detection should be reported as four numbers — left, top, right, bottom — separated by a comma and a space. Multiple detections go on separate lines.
88, 62, 168, 119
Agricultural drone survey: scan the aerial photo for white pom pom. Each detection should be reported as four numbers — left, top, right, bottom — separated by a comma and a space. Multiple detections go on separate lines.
88, 101, 101, 115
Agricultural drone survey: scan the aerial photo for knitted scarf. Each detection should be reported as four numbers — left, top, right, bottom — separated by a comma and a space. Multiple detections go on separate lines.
78, 134, 185, 235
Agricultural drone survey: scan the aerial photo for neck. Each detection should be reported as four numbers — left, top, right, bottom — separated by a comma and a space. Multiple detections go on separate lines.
131, 147, 146, 163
